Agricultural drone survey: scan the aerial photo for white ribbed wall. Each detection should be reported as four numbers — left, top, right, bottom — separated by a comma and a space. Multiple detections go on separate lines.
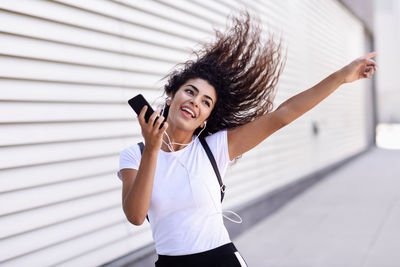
0, 0, 372, 266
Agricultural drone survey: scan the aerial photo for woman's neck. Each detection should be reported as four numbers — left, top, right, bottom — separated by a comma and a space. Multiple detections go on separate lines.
161, 126, 194, 152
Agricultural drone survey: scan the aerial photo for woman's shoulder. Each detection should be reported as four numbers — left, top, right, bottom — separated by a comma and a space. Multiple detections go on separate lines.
204, 129, 227, 142
120, 142, 143, 158
203, 129, 229, 153
117, 142, 143, 181
202, 129, 233, 167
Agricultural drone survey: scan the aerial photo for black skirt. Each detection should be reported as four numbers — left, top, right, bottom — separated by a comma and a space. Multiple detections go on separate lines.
155, 242, 248, 267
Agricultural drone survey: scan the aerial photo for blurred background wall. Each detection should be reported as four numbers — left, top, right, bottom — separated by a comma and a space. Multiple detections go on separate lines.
0, 0, 376, 266
374, 0, 400, 123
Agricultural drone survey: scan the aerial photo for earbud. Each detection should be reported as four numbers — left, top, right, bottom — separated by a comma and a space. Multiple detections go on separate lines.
161, 97, 171, 116
202, 121, 207, 128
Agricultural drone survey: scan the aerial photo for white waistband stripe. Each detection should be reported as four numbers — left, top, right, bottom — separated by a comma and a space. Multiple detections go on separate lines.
234, 251, 248, 267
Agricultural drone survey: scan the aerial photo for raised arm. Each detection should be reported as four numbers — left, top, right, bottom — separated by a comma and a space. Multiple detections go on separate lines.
228, 52, 378, 160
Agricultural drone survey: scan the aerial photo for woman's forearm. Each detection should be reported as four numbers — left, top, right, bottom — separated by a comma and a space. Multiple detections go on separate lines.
123, 147, 158, 225
276, 52, 377, 126
277, 70, 344, 125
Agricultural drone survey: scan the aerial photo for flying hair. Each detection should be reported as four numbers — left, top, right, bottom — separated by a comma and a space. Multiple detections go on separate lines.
162, 9, 287, 137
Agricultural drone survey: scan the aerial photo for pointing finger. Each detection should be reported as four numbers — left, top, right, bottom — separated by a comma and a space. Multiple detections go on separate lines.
363, 51, 377, 59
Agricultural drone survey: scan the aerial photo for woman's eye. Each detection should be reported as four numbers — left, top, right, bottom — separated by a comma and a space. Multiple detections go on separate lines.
203, 100, 210, 107
185, 89, 194, 95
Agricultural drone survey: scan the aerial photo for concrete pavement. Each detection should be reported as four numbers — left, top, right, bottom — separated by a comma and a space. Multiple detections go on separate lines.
233, 146, 400, 267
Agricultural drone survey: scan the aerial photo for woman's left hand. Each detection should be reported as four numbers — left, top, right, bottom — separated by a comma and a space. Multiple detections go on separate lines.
338, 51, 378, 84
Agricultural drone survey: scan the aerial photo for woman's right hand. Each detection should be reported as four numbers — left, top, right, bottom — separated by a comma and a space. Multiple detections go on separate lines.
137, 106, 168, 152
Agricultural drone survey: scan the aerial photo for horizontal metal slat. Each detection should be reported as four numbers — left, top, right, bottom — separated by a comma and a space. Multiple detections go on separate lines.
0, 56, 163, 88
54, 0, 209, 38
0, 150, 130, 193
190, 0, 232, 17
112, 0, 212, 32
54, 233, 153, 267
1, 208, 128, 259
0, 222, 152, 266
0, 0, 197, 50
0, 190, 127, 239
0, 136, 129, 169
0, 174, 118, 215
0, 12, 188, 62
0, 121, 142, 147
0, 34, 177, 74
155, 0, 227, 27
0, 101, 131, 123
0, 78, 162, 103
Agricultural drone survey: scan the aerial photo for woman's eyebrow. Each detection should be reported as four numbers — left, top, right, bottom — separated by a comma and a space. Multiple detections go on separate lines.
187, 84, 214, 103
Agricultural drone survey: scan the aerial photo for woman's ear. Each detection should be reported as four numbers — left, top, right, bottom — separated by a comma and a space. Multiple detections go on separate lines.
166, 94, 172, 106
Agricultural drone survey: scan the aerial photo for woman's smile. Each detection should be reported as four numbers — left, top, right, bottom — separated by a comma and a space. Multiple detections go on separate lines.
180, 105, 196, 118
180, 108, 195, 119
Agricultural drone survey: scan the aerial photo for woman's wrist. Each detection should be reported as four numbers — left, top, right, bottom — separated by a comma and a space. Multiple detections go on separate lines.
333, 68, 347, 85
143, 145, 160, 157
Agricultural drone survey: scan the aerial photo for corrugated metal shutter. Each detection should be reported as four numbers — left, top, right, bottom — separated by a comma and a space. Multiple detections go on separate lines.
0, 0, 372, 266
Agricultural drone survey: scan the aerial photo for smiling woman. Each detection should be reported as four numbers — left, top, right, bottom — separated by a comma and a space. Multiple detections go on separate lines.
117, 7, 377, 267
118, 9, 285, 266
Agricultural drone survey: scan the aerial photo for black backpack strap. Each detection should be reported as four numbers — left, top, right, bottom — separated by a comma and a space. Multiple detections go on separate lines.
138, 142, 144, 153
199, 136, 226, 202
137, 142, 150, 223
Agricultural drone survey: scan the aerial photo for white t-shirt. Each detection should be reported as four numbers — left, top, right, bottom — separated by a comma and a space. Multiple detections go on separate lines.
117, 129, 233, 255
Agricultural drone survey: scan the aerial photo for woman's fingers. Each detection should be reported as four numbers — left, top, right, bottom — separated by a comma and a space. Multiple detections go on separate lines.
148, 109, 161, 128
153, 114, 165, 130
138, 105, 148, 127
341, 52, 378, 83
136, 106, 166, 150
363, 51, 377, 59
157, 121, 168, 138
367, 59, 376, 65
363, 66, 375, 78
360, 55, 378, 79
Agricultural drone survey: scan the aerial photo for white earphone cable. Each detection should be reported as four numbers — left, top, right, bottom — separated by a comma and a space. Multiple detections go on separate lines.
161, 124, 242, 224
162, 122, 206, 149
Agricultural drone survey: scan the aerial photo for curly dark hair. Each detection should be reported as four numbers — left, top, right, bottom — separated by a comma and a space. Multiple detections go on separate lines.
162, 10, 287, 137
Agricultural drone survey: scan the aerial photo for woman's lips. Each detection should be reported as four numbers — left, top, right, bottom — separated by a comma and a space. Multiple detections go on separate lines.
180, 109, 194, 119
181, 106, 196, 117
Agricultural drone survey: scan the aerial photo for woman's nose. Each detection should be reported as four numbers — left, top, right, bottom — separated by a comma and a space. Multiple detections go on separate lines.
191, 97, 200, 107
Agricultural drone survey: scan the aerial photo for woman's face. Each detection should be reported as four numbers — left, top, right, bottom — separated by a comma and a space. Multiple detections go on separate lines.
167, 78, 217, 132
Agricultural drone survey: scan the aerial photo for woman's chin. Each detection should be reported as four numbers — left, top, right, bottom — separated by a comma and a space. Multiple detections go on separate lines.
175, 123, 198, 133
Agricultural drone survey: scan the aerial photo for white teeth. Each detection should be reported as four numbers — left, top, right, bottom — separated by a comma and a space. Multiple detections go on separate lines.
181, 107, 195, 118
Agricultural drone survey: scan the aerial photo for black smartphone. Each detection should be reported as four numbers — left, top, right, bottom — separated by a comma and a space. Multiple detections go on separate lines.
128, 94, 164, 128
